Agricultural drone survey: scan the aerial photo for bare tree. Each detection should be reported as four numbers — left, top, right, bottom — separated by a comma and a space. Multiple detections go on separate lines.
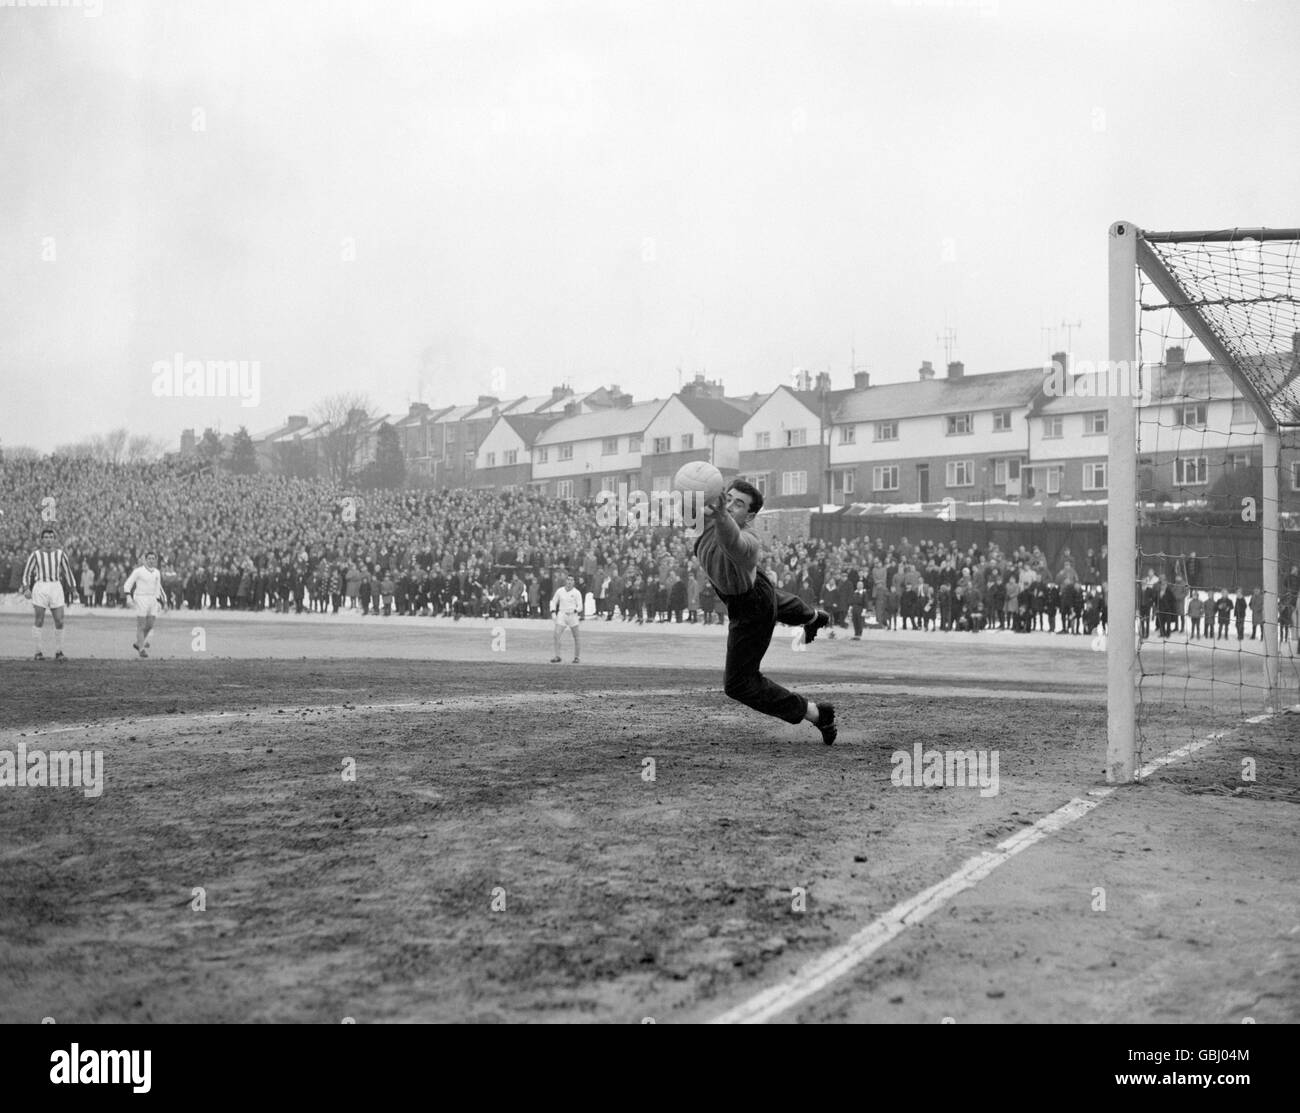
100, 428, 129, 464
2, 443, 41, 462
314, 393, 374, 485
126, 434, 168, 463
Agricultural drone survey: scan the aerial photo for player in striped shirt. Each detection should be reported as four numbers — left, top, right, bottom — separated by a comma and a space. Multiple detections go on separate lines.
124, 550, 167, 658
23, 527, 77, 661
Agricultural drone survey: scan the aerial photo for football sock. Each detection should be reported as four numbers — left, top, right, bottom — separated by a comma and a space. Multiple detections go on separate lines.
55, 627, 65, 652
33, 626, 43, 651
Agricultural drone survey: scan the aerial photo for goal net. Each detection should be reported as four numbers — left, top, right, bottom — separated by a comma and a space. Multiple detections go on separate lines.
1107, 224, 1300, 783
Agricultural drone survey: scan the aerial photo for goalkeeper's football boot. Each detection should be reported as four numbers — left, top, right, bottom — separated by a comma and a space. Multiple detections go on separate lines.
803, 609, 831, 645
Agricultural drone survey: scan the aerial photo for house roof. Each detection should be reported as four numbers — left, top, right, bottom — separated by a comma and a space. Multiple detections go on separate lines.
676, 395, 750, 434
533, 399, 666, 445
500, 394, 564, 415
724, 393, 768, 415
831, 367, 1047, 424
251, 417, 307, 443
501, 413, 563, 446
392, 405, 454, 429
432, 403, 477, 424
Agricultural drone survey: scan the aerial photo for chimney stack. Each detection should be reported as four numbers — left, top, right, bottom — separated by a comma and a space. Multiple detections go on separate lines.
918, 361, 935, 381
1166, 346, 1185, 370
815, 371, 831, 393
854, 371, 869, 390
946, 361, 964, 380
550, 385, 569, 402
1051, 350, 1069, 376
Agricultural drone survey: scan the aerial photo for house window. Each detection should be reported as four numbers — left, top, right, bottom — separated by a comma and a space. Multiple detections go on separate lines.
1178, 403, 1207, 428
486, 452, 496, 467
785, 428, 807, 447
1082, 462, 1107, 491
873, 465, 899, 492
994, 459, 1007, 486
629, 436, 642, 453
946, 460, 974, 487
839, 425, 856, 445
875, 421, 898, 441
750, 473, 770, 497
652, 436, 671, 454
559, 444, 573, 461
755, 431, 771, 450
556, 480, 574, 498
946, 413, 973, 436
782, 471, 808, 495
505, 449, 517, 465
1293, 461, 1300, 490
602, 437, 618, 455
1174, 456, 1208, 485
992, 410, 1012, 432
681, 433, 694, 450
1085, 411, 1107, 435
1228, 452, 1251, 470
1231, 398, 1253, 424
836, 470, 855, 494
1043, 415, 1064, 439
1046, 466, 1062, 495
536, 447, 549, 464
651, 475, 672, 492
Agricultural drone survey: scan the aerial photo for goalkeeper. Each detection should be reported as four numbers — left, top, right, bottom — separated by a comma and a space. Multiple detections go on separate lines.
695, 480, 838, 744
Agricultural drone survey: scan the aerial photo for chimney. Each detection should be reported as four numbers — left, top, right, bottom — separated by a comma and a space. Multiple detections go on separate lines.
854, 371, 869, 390
287, 415, 308, 430
815, 371, 831, 393
918, 361, 935, 381
946, 361, 964, 380
564, 401, 579, 417
1166, 346, 1185, 370
550, 385, 569, 402
477, 394, 498, 408
1051, 350, 1069, 376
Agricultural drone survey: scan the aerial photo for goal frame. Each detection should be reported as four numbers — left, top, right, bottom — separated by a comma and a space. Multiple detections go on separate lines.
1106, 222, 1299, 783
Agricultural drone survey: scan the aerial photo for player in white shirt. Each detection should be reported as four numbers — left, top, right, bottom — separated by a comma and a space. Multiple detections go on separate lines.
123, 550, 166, 658
550, 573, 584, 663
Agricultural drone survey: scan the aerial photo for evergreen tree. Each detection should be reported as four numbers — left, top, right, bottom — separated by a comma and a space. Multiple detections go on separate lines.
230, 427, 259, 475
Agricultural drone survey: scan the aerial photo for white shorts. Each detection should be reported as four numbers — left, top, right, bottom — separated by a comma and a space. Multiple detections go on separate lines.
135, 596, 161, 618
554, 612, 580, 629
30, 581, 66, 611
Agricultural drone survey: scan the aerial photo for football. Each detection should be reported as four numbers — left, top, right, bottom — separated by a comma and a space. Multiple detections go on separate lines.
673, 460, 725, 501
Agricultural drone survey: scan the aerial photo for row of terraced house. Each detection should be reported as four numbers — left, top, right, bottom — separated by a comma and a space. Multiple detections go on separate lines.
231, 341, 1300, 513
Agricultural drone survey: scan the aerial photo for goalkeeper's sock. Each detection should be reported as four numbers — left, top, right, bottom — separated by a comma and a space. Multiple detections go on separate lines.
54, 627, 65, 652
33, 627, 43, 652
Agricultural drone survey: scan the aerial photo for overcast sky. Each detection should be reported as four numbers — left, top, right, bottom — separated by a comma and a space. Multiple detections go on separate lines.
3, 0, 1298, 452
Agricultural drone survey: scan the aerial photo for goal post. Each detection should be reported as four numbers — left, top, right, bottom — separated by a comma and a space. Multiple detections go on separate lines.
1107, 222, 1300, 784
1107, 221, 1138, 783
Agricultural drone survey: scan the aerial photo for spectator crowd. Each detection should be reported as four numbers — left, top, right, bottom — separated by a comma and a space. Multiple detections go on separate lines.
2, 456, 1296, 644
